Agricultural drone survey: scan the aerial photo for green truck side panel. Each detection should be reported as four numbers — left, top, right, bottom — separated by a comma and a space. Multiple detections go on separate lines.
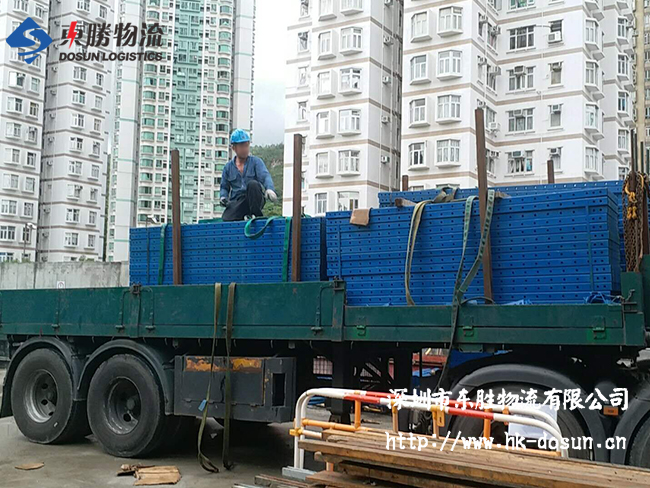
0, 272, 646, 348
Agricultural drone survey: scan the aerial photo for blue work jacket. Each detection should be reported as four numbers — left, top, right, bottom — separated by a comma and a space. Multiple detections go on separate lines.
219, 155, 274, 200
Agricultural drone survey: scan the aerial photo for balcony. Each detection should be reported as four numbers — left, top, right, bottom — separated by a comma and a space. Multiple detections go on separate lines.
585, 32, 604, 61
584, 0, 604, 20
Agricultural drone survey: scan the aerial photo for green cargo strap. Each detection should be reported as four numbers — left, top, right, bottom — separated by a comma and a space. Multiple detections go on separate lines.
158, 224, 168, 285
222, 282, 236, 470
282, 217, 292, 282
437, 190, 496, 390
198, 283, 222, 473
244, 216, 283, 239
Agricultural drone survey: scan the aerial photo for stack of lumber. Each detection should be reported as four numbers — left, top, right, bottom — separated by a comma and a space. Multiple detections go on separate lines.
299, 430, 650, 488
378, 180, 629, 271
326, 188, 621, 305
130, 217, 325, 285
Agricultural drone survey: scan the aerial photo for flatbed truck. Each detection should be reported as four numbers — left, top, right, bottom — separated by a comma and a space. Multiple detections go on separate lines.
0, 262, 650, 467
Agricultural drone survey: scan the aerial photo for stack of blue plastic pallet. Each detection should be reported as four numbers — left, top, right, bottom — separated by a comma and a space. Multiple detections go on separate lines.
327, 188, 621, 306
129, 217, 325, 285
379, 180, 628, 271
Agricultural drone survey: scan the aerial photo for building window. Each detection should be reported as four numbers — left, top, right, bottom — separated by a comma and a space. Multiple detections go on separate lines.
5, 148, 20, 164
410, 98, 427, 126
26, 152, 36, 167
585, 104, 599, 129
70, 137, 84, 151
319, 0, 333, 17
438, 50, 461, 78
298, 32, 310, 53
341, 0, 362, 11
617, 18, 627, 38
339, 109, 361, 134
298, 66, 308, 87
508, 109, 534, 132
72, 114, 85, 129
618, 129, 630, 151
619, 166, 629, 180
409, 142, 426, 167
338, 150, 360, 173
439, 7, 462, 34
508, 151, 533, 174
1, 200, 17, 216
64, 232, 79, 247
300, 0, 309, 17
69, 160, 83, 175
23, 202, 34, 218
549, 104, 562, 128
95, 95, 103, 110
91, 165, 100, 179
27, 127, 37, 143
340, 68, 361, 93
617, 54, 629, 77
88, 211, 97, 226
315, 193, 328, 215
93, 118, 101, 132
549, 62, 562, 85
9, 72, 25, 88
73, 90, 86, 105
297, 101, 308, 122
437, 95, 461, 121
341, 27, 362, 52
338, 191, 359, 211
66, 208, 80, 223
7, 97, 23, 113
0, 226, 16, 241
87, 234, 96, 248
3, 174, 19, 190
29, 102, 38, 117
508, 66, 534, 91
68, 184, 82, 199
316, 152, 331, 176
585, 147, 600, 173
411, 12, 430, 40
6, 123, 21, 138
618, 91, 628, 113
436, 139, 460, 164
24, 177, 35, 193
92, 142, 101, 156
316, 112, 332, 136
73, 66, 87, 82
585, 20, 599, 45
318, 31, 333, 57
317, 71, 332, 96
410, 55, 428, 82
509, 26, 534, 50
585, 61, 599, 86
510, 0, 534, 9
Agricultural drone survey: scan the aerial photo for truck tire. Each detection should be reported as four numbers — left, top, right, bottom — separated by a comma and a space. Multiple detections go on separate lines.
10, 348, 88, 444
87, 354, 167, 458
447, 383, 591, 460
628, 415, 650, 468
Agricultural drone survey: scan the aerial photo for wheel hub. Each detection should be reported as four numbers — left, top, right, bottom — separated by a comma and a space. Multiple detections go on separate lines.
106, 378, 141, 434
24, 370, 58, 423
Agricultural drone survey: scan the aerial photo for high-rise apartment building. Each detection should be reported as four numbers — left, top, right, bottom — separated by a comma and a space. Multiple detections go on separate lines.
106, 0, 256, 263
287, 0, 636, 212
0, 0, 49, 262
38, 0, 114, 262
282, 0, 404, 216
400, 0, 634, 190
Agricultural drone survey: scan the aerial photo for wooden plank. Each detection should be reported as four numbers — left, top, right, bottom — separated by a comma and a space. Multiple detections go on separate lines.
307, 471, 401, 488
291, 134, 303, 282
401, 175, 409, 192
474, 108, 493, 301
255, 474, 310, 488
299, 438, 650, 488
547, 160, 555, 184
340, 462, 486, 488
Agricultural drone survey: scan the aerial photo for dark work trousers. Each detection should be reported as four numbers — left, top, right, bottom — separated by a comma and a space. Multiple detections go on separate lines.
222, 180, 266, 222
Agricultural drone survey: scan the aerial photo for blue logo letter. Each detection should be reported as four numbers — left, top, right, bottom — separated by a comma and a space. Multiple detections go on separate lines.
6, 17, 52, 64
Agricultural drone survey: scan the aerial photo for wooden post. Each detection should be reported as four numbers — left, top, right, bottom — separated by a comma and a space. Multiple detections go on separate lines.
292, 134, 303, 282
475, 108, 493, 301
171, 149, 182, 285
401, 175, 409, 192
547, 160, 555, 184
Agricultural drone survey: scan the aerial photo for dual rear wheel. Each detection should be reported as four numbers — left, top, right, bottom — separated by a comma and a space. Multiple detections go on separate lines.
10, 350, 191, 458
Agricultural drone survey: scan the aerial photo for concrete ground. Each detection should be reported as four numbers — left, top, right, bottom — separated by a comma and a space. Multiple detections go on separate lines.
0, 367, 314, 488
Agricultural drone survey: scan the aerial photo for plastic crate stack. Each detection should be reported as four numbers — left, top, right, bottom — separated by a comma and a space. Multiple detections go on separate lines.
327, 188, 621, 306
129, 217, 325, 285
379, 180, 628, 271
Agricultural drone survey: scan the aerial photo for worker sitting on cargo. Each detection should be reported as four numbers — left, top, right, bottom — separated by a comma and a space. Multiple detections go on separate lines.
220, 129, 278, 222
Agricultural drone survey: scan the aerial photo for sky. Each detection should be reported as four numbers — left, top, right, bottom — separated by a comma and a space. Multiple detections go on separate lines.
252, 0, 291, 146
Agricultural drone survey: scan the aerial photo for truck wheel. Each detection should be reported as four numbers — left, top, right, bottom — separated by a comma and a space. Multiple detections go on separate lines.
628, 415, 650, 467
87, 354, 166, 458
11, 348, 88, 444
448, 384, 591, 460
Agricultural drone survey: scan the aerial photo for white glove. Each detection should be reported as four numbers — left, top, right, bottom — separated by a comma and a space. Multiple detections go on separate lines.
265, 189, 278, 202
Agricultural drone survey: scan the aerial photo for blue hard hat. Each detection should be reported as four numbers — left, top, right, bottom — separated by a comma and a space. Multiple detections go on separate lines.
230, 129, 251, 145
